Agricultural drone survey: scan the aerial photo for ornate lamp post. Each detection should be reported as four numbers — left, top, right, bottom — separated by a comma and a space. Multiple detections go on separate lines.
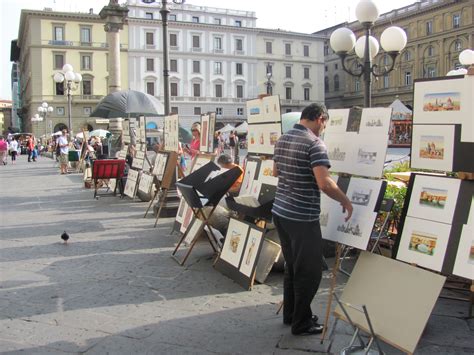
329, 0, 407, 107
53, 64, 82, 140
160, 0, 185, 116
38, 102, 54, 137
266, 64, 272, 95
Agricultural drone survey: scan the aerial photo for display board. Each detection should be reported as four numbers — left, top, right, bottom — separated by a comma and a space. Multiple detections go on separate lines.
320, 176, 386, 250
131, 145, 146, 170
246, 95, 282, 155
199, 112, 217, 154
164, 114, 179, 152
123, 119, 131, 144
324, 107, 392, 179
411, 75, 474, 172
335, 251, 445, 354
152, 152, 169, 181
124, 168, 140, 198
395, 173, 474, 277
214, 218, 265, 290
138, 116, 147, 144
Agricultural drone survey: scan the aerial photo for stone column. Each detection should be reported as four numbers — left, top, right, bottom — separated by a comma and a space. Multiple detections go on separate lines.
99, 1, 128, 94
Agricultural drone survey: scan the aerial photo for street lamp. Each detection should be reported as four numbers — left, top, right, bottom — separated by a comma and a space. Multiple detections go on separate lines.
329, 0, 407, 107
447, 49, 474, 76
53, 64, 82, 140
266, 64, 272, 95
160, 0, 185, 116
38, 102, 54, 137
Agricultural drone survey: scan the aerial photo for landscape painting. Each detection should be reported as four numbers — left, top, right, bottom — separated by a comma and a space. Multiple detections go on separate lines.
452, 225, 473, 280
419, 135, 444, 160
409, 231, 437, 256
407, 174, 460, 225
359, 107, 392, 135
423, 92, 461, 112
410, 125, 454, 171
326, 109, 350, 134
220, 219, 250, 268
357, 148, 377, 165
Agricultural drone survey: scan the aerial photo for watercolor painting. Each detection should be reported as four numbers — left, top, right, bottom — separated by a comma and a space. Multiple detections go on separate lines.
409, 232, 437, 256
419, 135, 444, 160
419, 188, 447, 209
423, 92, 461, 112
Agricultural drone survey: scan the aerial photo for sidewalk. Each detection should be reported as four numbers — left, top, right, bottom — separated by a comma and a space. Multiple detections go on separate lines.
0, 156, 472, 354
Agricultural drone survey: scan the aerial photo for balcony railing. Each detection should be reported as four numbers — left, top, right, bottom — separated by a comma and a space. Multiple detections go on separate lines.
169, 96, 247, 103
44, 40, 128, 49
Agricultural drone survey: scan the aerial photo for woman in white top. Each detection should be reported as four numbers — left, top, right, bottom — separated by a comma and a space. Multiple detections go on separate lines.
9, 138, 19, 164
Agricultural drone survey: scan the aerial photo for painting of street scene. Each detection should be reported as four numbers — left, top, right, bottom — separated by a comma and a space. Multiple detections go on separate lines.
365, 118, 383, 127
330, 116, 344, 127
423, 92, 461, 112
357, 148, 377, 165
328, 146, 346, 161
419, 135, 444, 160
409, 232, 437, 256
419, 188, 447, 209
337, 220, 362, 237
351, 189, 373, 206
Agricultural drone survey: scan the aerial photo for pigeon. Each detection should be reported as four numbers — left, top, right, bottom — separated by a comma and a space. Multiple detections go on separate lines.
61, 231, 70, 244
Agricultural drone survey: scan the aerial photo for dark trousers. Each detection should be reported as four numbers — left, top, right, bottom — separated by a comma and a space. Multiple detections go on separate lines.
27, 149, 32, 162
273, 214, 323, 334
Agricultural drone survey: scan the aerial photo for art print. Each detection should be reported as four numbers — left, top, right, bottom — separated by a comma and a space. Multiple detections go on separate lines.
326, 109, 350, 134
208, 113, 216, 153
138, 173, 154, 194
411, 125, 454, 172
351, 135, 389, 178
359, 107, 392, 135
152, 153, 168, 179
220, 219, 250, 268
407, 175, 461, 225
346, 107, 362, 133
164, 115, 179, 152
132, 157, 145, 170
396, 216, 452, 272
124, 179, 137, 198
247, 123, 282, 155
240, 160, 259, 196
246, 99, 264, 124
200, 114, 210, 153
413, 76, 473, 130
180, 206, 194, 234
261, 95, 281, 123
346, 177, 383, 213
175, 199, 187, 224
239, 228, 264, 277
184, 218, 205, 246
257, 159, 277, 186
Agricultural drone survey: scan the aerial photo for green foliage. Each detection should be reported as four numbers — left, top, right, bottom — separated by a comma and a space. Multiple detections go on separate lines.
384, 160, 411, 174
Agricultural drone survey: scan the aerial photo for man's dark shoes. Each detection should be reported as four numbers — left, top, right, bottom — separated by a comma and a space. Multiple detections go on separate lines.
292, 323, 324, 336
284, 315, 319, 326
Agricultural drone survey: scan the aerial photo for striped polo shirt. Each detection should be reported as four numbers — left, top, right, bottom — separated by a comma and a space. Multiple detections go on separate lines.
272, 124, 331, 222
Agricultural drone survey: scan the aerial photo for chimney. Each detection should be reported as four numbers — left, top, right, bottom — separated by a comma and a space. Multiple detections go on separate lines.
89, 8, 93, 14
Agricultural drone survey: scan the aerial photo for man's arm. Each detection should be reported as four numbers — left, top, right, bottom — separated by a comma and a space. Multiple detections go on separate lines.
314, 165, 353, 221
273, 161, 278, 177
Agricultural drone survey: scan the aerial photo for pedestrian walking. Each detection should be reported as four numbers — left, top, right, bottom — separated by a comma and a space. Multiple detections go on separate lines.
9, 138, 18, 164
228, 130, 238, 162
0, 136, 8, 165
27, 136, 34, 162
272, 103, 353, 336
57, 130, 69, 174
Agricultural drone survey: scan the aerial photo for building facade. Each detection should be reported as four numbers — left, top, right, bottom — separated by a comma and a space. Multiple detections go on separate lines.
127, 0, 258, 128
256, 29, 325, 113
0, 100, 13, 134
13, 9, 129, 137
316, 0, 474, 109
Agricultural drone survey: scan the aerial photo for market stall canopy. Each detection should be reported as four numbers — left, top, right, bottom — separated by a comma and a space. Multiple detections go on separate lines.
89, 129, 110, 138
282, 112, 301, 133
89, 90, 165, 118
234, 121, 248, 134
217, 124, 235, 133
389, 99, 412, 120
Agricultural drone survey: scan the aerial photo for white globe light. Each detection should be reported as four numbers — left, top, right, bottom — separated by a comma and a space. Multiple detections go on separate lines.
48, 106, 54, 112
330, 28, 356, 54
459, 49, 474, 66
65, 71, 75, 81
380, 26, 407, 53
33, 114, 40, 120
455, 68, 468, 75
355, 35, 380, 59
355, 0, 379, 24
42, 102, 48, 108
74, 73, 83, 83
37, 107, 43, 113
62, 64, 73, 72
446, 70, 457, 76
53, 72, 64, 83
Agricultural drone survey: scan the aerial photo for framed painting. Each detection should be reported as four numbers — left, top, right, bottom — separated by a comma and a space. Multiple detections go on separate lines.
413, 76, 472, 125
411, 124, 455, 171
326, 109, 350, 134
124, 169, 139, 198
350, 134, 389, 179
139, 116, 146, 143
323, 133, 351, 174
220, 218, 250, 268
261, 95, 281, 123
131, 157, 145, 170
396, 216, 452, 272
246, 98, 264, 124
346, 177, 384, 213
257, 159, 277, 186
183, 218, 205, 246
239, 227, 265, 277
200, 114, 210, 153
164, 114, 179, 152
208, 112, 216, 153
247, 123, 282, 155
452, 224, 474, 280
358, 107, 392, 135
138, 172, 154, 194
175, 199, 188, 225
346, 107, 363, 133
240, 159, 259, 196
407, 175, 461, 224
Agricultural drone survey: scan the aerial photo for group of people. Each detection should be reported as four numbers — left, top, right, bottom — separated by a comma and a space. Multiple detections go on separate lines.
0, 135, 40, 165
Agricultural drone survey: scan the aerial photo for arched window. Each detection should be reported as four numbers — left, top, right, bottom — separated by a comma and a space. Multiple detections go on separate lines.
454, 40, 462, 52
427, 46, 434, 57
324, 77, 329, 92
54, 123, 68, 132
334, 75, 340, 91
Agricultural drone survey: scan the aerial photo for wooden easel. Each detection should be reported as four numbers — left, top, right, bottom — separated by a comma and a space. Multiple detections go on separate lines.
77, 129, 89, 172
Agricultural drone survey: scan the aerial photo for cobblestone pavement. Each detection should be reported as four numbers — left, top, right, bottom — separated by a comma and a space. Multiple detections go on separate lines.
0, 156, 472, 354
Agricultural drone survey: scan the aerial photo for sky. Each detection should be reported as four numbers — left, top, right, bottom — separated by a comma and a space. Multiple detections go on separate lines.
0, 0, 416, 100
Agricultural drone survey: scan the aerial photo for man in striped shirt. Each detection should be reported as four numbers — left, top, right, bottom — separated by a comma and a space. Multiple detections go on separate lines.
272, 103, 353, 336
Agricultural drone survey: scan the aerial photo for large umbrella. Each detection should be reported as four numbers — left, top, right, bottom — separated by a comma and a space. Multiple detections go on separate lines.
89, 129, 110, 138
218, 124, 235, 133
90, 90, 165, 118
282, 112, 301, 133
234, 121, 248, 134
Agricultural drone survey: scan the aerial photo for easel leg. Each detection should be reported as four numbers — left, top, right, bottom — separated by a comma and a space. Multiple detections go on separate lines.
153, 189, 168, 227
320, 243, 343, 343
145, 189, 159, 218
